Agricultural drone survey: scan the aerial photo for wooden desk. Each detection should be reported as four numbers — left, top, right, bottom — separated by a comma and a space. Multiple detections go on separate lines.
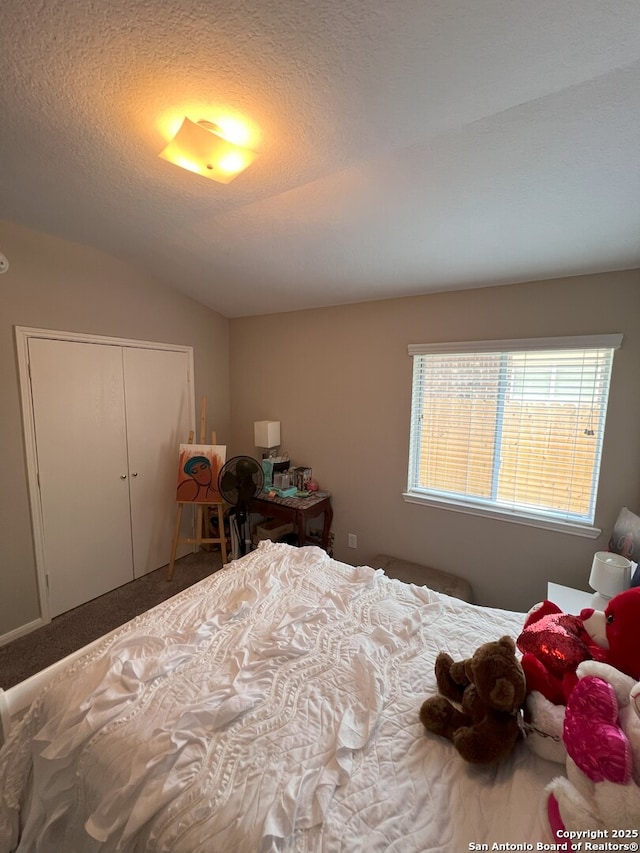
252, 491, 333, 551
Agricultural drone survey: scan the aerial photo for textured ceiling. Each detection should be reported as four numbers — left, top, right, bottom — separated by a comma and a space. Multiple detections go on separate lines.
1, 0, 639, 317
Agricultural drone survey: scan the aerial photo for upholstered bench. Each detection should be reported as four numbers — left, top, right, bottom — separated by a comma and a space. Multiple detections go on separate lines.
372, 554, 474, 603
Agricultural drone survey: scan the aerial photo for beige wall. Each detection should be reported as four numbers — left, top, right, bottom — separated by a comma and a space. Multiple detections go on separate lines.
230, 270, 640, 611
2, 217, 637, 629
0, 220, 230, 637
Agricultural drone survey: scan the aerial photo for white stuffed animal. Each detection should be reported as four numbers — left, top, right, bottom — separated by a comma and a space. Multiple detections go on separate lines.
524, 690, 567, 764
546, 661, 640, 834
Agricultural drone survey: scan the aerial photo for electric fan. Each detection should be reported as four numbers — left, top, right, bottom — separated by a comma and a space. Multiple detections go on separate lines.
217, 456, 264, 557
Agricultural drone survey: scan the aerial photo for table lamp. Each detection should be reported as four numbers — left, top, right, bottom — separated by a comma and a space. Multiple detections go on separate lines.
588, 551, 632, 609
254, 421, 280, 458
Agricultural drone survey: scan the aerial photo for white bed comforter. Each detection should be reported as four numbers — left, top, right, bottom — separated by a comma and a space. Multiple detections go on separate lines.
0, 542, 559, 852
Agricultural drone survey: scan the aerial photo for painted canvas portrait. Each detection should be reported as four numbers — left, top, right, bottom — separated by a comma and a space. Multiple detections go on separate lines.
176, 444, 226, 503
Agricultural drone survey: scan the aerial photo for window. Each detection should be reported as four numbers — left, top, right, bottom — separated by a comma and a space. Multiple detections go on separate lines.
405, 334, 622, 534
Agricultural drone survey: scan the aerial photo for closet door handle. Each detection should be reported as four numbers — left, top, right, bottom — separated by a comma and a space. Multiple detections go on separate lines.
120, 474, 127, 479
131, 472, 138, 477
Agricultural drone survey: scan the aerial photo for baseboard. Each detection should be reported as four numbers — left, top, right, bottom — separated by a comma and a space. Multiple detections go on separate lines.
0, 617, 45, 648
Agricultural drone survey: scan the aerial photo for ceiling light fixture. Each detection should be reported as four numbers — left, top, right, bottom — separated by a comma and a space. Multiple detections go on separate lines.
158, 118, 258, 184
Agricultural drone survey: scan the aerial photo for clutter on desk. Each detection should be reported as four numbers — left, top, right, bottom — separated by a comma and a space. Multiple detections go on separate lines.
260, 455, 289, 489
268, 485, 298, 498
293, 467, 313, 490
260, 453, 318, 496
272, 465, 312, 491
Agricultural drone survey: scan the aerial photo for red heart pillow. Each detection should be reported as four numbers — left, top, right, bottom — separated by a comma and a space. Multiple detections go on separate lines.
517, 602, 592, 678
563, 676, 632, 784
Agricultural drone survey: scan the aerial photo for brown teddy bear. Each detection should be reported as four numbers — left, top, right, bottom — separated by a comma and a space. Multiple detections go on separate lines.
419, 636, 526, 765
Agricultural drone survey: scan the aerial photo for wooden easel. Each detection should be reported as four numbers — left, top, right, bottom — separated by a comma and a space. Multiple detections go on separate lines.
167, 398, 228, 580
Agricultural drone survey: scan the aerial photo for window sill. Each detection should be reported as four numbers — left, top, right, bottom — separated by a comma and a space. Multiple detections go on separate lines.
402, 491, 601, 538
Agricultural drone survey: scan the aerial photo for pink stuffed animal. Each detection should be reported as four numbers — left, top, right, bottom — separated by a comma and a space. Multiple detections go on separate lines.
522, 588, 640, 765
547, 661, 640, 835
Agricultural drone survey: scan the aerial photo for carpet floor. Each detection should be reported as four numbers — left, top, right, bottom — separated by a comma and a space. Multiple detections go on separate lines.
0, 550, 224, 690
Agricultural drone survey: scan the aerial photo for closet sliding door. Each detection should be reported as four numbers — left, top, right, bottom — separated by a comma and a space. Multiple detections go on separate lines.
19, 329, 195, 621
123, 346, 192, 578
27, 338, 135, 617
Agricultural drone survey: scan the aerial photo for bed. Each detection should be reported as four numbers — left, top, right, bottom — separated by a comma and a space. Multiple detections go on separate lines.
0, 541, 559, 852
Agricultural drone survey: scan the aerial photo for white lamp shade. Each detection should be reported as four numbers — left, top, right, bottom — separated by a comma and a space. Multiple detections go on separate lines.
589, 551, 632, 598
254, 420, 280, 449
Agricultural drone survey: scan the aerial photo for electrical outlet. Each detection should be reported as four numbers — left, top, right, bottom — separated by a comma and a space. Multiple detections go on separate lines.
348, 533, 357, 548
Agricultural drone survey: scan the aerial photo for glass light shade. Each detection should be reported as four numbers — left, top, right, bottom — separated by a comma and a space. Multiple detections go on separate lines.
254, 420, 280, 449
158, 118, 258, 184
589, 551, 632, 599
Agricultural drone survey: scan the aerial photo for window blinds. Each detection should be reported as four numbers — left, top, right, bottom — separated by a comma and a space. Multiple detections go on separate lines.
407, 334, 621, 525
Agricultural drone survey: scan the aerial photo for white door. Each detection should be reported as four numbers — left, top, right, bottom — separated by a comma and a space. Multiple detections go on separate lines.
123, 347, 193, 576
28, 338, 134, 617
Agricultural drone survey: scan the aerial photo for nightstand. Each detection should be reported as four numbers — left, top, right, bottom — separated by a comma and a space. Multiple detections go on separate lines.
546, 582, 594, 614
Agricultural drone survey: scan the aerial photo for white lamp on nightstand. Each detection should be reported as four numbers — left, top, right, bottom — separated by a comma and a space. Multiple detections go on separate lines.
588, 551, 632, 609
